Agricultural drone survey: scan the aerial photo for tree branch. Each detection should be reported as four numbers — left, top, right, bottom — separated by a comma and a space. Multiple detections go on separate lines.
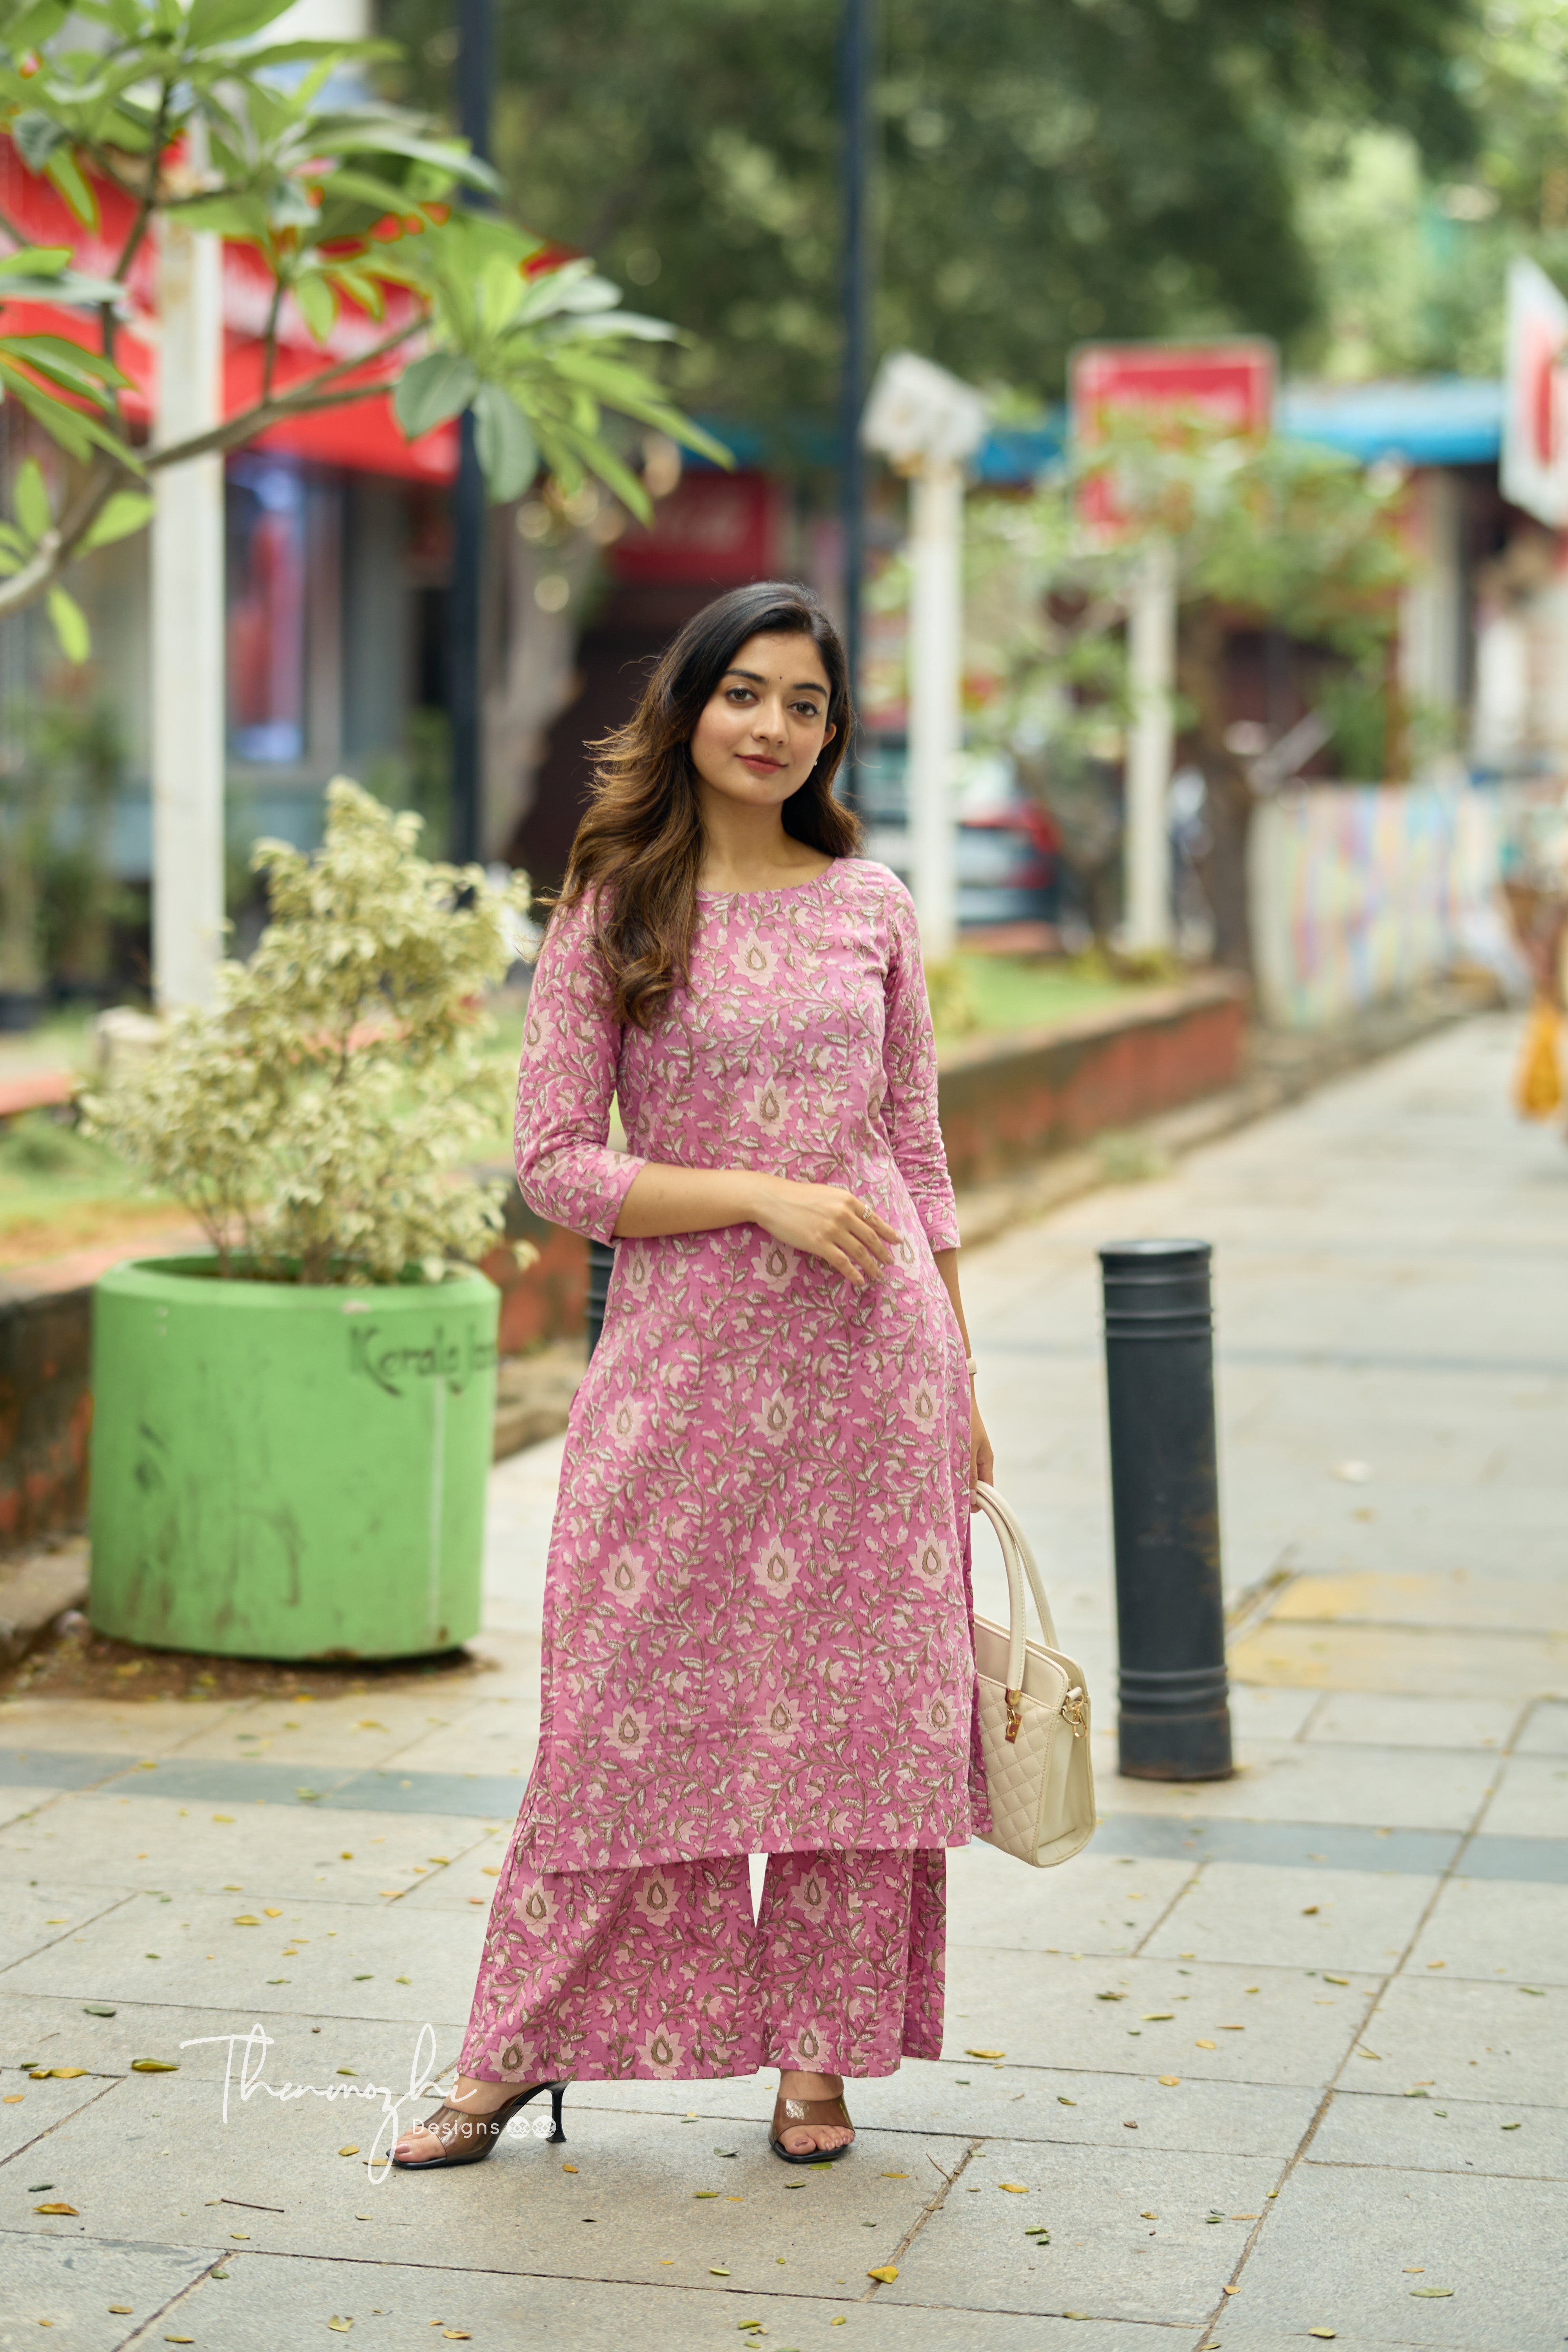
0, 452, 126, 621
112, 81, 172, 283
144, 373, 398, 472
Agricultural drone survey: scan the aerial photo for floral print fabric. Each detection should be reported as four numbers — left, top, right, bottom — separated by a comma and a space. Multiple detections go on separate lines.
511, 858, 987, 1871
460, 1840, 946, 2083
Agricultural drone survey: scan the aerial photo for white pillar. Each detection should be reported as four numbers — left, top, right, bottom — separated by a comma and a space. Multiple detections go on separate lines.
907, 457, 963, 964
1123, 537, 1176, 953
151, 209, 225, 1010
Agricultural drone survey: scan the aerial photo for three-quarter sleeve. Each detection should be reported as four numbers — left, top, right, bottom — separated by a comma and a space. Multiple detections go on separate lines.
880, 881, 960, 1252
514, 895, 648, 1244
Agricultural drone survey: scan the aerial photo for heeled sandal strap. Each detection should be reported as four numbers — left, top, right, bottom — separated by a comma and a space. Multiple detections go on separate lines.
772, 2093, 853, 2133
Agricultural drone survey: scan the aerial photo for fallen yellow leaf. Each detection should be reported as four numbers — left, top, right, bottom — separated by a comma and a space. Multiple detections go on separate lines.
109, 2307, 133, 2316
998, 2183, 1028, 2193
44, 2067, 87, 2079
35, 2201, 78, 2215
264, 1907, 283, 1918
1223, 2284, 1240, 2295
1309, 2332, 1337, 2340
442, 2336, 471, 2343
212, 1814, 234, 1823
232, 1916, 260, 1927
562, 2163, 578, 2174
867, 2265, 899, 2283
1323, 1973, 1349, 1986
2, 2095, 21, 2104
338, 2145, 360, 2157
1158, 2076, 1180, 2087
964, 2047, 1005, 2058
1141, 2011, 1174, 2022
482, 1866, 501, 1877
131, 2060, 179, 2073
831, 2320, 847, 2328
1195, 2039, 1216, 2050
880, 2171, 909, 2178
328, 2323, 353, 2336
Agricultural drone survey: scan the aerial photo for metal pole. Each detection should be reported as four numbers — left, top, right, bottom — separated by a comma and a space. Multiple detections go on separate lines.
906, 457, 961, 962
449, 0, 494, 867
151, 195, 225, 1009
837, 0, 873, 804
1098, 1239, 1233, 1780
1123, 537, 1175, 953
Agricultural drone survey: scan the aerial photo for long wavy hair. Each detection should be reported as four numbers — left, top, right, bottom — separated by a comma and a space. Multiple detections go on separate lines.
556, 580, 861, 1029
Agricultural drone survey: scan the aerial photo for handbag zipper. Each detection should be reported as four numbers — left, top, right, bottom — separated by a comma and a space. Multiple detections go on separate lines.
1061, 1688, 1087, 1738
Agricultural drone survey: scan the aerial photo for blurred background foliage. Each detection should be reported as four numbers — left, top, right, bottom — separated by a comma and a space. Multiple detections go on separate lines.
375, 0, 1484, 441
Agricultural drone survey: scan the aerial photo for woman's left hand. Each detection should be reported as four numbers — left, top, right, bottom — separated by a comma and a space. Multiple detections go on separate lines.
969, 1393, 994, 1507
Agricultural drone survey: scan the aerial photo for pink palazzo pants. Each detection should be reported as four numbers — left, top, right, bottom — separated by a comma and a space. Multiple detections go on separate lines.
459, 1838, 946, 2085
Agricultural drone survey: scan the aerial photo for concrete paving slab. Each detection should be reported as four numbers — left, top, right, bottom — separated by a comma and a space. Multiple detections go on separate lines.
568, 2062, 1319, 2160
1515, 1699, 1568, 1755
1308, 2083, 1568, 2178
1, 1890, 485, 2025
1143, 1862, 1439, 1973
361, 1697, 541, 1778
0, 1697, 243, 1757
1348, 1975, 1568, 2105
944, 1839, 1198, 1957
125, 2245, 1150, 2351
1270, 1571, 1568, 1632
0, 1992, 468, 2094
1476, 1752, 1568, 1838
1091, 1813, 1461, 1877
943, 1950, 1377, 2088
0, 1792, 506, 1907
0, 2234, 214, 2352
165, 1689, 496, 1773
1225, 1686, 1323, 1742
877, 2138, 1279, 2323
1227, 1621, 1568, 1699
1089, 1741, 1499, 1831
0, 2066, 118, 2161
1302, 1693, 1521, 1751
0, 1881, 137, 1970
1214, 2161, 1565, 2351
1406, 1875, 1568, 1985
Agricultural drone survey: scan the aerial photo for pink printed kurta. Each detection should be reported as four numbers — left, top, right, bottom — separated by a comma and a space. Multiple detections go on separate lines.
510, 857, 988, 1872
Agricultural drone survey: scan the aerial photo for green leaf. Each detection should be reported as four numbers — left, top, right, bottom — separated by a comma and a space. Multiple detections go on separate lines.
11, 109, 67, 174
473, 384, 537, 504
82, 491, 154, 550
293, 272, 337, 343
43, 146, 98, 230
13, 456, 49, 543
47, 583, 90, 664
187, 0, 297, 45
392, 351, 477, 438
0, 246, 74, 279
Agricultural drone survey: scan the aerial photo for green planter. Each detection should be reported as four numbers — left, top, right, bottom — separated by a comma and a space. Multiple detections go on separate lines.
89, 1257, 499, 1661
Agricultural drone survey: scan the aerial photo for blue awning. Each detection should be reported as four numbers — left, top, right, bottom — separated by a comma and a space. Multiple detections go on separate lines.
1274, 378, 1503, 467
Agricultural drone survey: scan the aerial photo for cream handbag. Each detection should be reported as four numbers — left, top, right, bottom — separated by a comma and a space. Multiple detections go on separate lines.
971, 1483, 1096, 1868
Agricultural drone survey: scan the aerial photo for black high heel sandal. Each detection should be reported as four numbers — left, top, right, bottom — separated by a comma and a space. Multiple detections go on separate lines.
392, 2078, 568, 2169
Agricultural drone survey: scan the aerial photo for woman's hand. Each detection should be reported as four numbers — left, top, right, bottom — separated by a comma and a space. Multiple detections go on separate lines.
750, 1175, 899, 1287
969, 1392, 995, 1508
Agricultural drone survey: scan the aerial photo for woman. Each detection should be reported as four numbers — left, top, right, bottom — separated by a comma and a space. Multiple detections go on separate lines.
395, 579, 993, 2171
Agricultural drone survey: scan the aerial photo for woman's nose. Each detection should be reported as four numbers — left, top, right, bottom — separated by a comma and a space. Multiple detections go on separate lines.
750, 698, 789, 744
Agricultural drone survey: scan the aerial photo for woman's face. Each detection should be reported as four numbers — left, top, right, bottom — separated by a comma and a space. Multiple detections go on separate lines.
688, 631, 836, 812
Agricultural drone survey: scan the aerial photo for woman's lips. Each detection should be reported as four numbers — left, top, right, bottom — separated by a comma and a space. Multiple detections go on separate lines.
739, 755, 785, 774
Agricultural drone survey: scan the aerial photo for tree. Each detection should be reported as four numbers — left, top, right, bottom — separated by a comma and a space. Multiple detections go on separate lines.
377, 0, 1477, 437
0, 0, 724, 653
965, 425, 1412, 973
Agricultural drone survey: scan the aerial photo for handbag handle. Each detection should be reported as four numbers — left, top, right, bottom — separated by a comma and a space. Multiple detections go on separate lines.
972, 1485, 1060, 1693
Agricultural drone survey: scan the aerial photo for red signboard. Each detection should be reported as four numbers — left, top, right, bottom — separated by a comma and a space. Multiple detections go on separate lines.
608, 472, 784, 586
1070, 338, 1276, 531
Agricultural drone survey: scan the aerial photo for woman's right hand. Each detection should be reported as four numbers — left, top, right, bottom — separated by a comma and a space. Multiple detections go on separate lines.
749, 1175, 900, 1287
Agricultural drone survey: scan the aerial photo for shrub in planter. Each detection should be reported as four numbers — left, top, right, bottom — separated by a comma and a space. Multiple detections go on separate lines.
84, 781, 534, 1661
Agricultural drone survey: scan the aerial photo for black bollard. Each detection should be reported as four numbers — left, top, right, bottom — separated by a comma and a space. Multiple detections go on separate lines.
1098, 1239, 1233, 1780
585, 1237, 615, 1359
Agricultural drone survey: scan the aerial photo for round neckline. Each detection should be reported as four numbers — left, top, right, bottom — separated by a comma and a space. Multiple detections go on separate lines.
696, 859, 840, 904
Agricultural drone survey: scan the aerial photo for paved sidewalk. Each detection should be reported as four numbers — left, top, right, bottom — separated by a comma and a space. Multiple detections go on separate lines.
2, 1011, 1564, 2351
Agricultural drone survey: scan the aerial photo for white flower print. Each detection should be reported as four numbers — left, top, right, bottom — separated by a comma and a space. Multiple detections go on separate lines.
913, 1535, 952, 1584
632, 1870, 679, 1925
513, 1880, 556, 1935
751, 1238, 800, 1294
635, 2023, 687, 2076
744, 1075, 788, 1131
787, 1868, 831, 1926
605, 1392, 649, 1451
733, 935, 779, 986
750, 1534, 803, 1601
922, 1688, 958, 1739
604, 1546, 653, 1609
900, 1375, 942, 1438
624, 1241, 655, 1302
753, 1388, 798, 1444
757, 1690, 801, 1748
606, 1703, 652, 1756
